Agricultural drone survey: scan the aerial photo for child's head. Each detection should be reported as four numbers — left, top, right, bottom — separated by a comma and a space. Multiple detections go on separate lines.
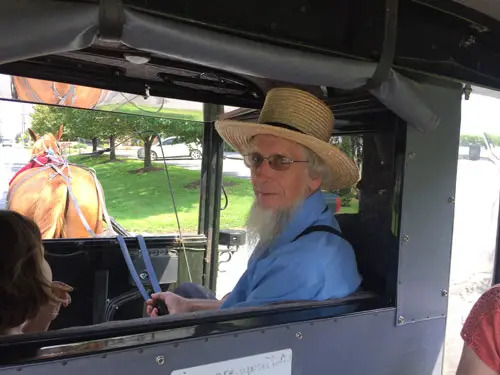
0, 210, 52, 333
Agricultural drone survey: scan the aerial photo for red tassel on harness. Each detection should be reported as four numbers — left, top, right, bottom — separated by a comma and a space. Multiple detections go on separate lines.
9, 155, 51, 186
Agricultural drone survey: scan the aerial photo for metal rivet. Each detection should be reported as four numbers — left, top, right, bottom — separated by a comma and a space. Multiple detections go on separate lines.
448, 197, 455, 204
441, 289, 448, 297
408, 152, 416, 160
295, 332, 303, 340
156, 356, 165, 365
402, 234, 409, 243
398, 316, 405, 324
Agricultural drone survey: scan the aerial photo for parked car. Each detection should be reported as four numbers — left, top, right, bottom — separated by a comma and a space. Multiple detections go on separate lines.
1, 137, 13, 147
137, 136, 202, 160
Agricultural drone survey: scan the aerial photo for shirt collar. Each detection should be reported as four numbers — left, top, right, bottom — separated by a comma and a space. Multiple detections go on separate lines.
268, 189, 327, 250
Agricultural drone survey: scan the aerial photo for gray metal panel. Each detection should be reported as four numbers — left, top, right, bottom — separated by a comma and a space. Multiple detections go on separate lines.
397, 83, 462, 325
0, 2, 448, 132
122, 9, 441, 132
0, 2, 98, 64
0, 310, 446, 375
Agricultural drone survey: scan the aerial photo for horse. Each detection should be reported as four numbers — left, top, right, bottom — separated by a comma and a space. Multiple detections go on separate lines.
6, 125, 114, 239
11, 76, 108, 109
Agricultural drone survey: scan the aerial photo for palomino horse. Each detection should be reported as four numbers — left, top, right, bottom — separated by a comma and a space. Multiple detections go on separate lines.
11, 76, 108, 109
7, 125, 113, 239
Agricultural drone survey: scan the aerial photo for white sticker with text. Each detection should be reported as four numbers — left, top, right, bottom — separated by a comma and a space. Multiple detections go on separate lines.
170, 349, 292, 375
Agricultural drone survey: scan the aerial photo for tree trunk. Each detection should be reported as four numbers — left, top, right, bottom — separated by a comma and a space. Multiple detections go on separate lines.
109, 135, 116, 161
143, 135, 155, 169
92, 138, 98, 152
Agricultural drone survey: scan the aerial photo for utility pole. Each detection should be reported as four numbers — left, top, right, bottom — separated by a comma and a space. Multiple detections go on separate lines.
21, 104, 26, 145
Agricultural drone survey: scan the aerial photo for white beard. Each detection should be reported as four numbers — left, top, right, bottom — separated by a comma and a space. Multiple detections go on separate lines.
245, 199, 303, 255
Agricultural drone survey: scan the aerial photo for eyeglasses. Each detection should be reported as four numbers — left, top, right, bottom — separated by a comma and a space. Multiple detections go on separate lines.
243, 152, 308, 171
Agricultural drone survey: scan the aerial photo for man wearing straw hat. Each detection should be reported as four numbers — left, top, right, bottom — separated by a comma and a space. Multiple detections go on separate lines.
146, 88, 362, 315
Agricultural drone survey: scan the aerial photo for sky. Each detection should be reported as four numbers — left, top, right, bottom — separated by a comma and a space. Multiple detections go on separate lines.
461, 89, 500, 135
0, 82, 499, 138
0, 100, 33, 138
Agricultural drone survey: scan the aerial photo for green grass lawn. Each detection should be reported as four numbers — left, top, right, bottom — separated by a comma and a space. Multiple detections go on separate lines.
69, 156, 254, 233
68, 156, 358, 234
339, 199, 359, 214
97, 104, 203, 121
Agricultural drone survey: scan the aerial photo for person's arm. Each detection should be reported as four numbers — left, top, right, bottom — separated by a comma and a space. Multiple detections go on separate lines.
22, 302, 59, 334
225, 260, 323, 309
183, 292, 232, 312
147, 292, 231, 316
22, 281, 73, 334
457, 286, 500, 374
457, 343, 497, 375
184, 299, 224, 313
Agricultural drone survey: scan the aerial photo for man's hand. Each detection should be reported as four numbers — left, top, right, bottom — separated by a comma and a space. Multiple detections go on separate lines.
146, 292, 190, 316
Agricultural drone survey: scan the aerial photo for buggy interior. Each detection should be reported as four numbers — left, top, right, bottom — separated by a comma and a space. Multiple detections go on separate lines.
1, 0, 499, 367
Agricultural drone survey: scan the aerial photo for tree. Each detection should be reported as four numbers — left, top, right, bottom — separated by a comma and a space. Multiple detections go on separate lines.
31, 105, 104, 149
31, 105, 68, 138
96, 113, 133, 161
31, 105, 133, 158
124, 116, 204, 169
30, 104, 205, 166
15, 131, 30, 144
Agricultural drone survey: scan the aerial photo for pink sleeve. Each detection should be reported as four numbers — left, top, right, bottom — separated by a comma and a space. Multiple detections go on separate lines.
461, 285, 500, 373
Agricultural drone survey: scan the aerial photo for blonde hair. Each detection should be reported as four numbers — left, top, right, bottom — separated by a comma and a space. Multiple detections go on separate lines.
0, 210, 52, 333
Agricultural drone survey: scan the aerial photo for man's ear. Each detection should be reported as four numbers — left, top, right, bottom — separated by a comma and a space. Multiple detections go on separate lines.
308, 176, 322, 193
28, 128, 38, 141
55, 124, 64, 140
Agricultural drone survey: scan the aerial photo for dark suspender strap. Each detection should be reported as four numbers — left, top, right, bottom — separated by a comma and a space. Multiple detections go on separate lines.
293, 225, 344, 242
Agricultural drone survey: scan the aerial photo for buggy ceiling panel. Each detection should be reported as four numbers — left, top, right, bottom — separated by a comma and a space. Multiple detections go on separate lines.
0, 1, 98, 65
0, 1, 449, 131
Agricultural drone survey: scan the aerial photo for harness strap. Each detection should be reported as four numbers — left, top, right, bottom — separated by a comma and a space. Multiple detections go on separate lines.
292, 205, 343, 241
137, 234, 162, 294
117, 235, 168, 314
116, 235, 150, 301
292, 204, 343, 242
49, 162, 97, 237
6, 165, 52, 206
293, 225, 344, 242
88, 168, 115, 236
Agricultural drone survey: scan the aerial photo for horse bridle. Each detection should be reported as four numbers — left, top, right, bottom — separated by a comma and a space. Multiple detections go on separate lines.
38, 137, 62, 158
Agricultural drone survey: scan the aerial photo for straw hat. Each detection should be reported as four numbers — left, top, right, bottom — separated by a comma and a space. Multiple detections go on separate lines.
215, 87, 359, 190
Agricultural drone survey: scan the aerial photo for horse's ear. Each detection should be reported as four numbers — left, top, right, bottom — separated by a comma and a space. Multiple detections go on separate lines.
55, 124, 64, 140
28, 128, 38, 141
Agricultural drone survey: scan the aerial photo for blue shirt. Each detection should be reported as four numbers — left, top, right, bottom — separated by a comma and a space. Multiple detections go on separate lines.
220, 190, 362, 309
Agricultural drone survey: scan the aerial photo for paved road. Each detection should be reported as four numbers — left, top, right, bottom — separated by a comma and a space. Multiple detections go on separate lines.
443, 158, 500, 374
0, 144, 30, 209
